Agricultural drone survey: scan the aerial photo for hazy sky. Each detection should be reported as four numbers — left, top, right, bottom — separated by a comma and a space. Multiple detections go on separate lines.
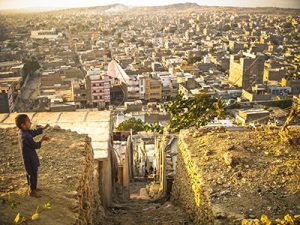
0, 0, 299, 10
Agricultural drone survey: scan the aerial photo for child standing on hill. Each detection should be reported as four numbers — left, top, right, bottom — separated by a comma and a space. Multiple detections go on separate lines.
15, 114, 50, 198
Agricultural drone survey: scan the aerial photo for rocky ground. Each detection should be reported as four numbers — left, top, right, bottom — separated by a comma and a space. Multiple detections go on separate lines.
105, 181, 192, 225
172, 126, 300, 224
0, 127, 103, 225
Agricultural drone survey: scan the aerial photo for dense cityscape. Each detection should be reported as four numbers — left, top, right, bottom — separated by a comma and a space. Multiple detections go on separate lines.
0, 4, 299, 125
0, 2, 299, 225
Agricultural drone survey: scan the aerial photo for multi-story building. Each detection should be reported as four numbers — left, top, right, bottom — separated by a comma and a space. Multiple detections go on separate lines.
157, 72, 178, 101
228, 40, 246, 53
228, 53, 265, 90
127, 76, 140, 100
151, 62, 165, 72
263, 67, 286, 82
85, 71, 110, 108
30, 28, 61, 40
138, 74, 162, 101
281, 78, 300, 94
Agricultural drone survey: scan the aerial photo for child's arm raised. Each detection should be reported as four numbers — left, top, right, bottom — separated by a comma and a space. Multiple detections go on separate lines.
23, 135, 50, 150
28, 127, 43, 137
28, 124, 50, 137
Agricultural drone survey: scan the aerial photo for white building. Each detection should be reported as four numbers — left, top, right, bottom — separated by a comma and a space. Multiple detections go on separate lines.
30, 28, 61, 40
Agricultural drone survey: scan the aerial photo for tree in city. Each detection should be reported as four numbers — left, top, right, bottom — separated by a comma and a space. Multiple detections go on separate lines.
22, 56, 40, 79
165, 94, 225, 132
116, 118, 146, 134
144, 122, 164, 134
117, 39, 124, 44
187, 55, 201, 65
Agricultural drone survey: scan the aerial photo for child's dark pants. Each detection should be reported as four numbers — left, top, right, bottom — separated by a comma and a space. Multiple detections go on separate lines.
25, 162, 38, 190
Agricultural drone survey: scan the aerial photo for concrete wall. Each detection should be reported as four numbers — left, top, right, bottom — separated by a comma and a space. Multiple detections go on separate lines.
96, 158, 113, 208
77, 138, 105, 224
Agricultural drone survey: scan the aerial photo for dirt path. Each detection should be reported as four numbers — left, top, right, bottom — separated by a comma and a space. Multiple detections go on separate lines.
105, 182, 192, 225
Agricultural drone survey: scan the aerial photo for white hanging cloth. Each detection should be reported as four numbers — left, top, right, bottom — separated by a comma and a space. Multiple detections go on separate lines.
107, 60, 130, 84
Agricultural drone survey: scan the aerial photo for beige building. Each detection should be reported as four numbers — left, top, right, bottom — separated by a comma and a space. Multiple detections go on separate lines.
228, 53, 265, 90
236, 109, 270, 125
263, 67, 286, 82
30, 28, 60, 40
139, 74, 162, 101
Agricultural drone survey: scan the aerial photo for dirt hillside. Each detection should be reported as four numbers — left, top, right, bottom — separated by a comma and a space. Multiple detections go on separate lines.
172, 126, 300, 224
0, 127, 104, 225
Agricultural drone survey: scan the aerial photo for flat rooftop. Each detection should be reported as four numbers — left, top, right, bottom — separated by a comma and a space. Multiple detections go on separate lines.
238, 109, 270, 115
0, 61, 23, 68
0, 111, 111, 160
0, 76, 22, 85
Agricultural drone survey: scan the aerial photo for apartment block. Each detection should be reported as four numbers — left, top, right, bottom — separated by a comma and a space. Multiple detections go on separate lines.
138, 74, 162, 101
86, 74, 110, 108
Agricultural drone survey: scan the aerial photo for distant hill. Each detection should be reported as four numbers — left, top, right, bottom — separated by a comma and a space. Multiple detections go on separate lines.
0, 4, 130, 15
104, 4, 129, 13
1, 2, 299, 15
126, 3, 201, 14
48, 4, 130, 15
125, 3, 300, 15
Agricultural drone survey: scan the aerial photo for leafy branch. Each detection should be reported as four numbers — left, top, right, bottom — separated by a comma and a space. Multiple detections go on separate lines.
14, 202, 52, 224
260, 213, 299, 225
164, 94, 226, 132
1, 193, 52, 224
143, 122, 164, 134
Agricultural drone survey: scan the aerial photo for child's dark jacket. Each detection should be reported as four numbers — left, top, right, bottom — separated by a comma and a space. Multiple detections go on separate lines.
18, 128, 43, 170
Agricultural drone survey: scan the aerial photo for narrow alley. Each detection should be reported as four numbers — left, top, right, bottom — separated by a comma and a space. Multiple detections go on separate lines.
105, 180, 192, 225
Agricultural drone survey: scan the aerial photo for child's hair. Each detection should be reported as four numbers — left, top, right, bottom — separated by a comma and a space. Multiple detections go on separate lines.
15, 114, 29, 129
